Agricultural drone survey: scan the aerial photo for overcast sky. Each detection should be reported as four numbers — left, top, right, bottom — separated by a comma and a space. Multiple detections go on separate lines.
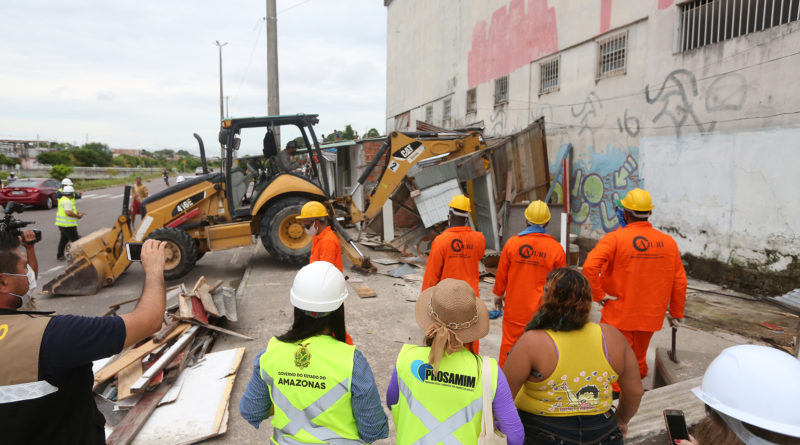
0, 0, 386, 156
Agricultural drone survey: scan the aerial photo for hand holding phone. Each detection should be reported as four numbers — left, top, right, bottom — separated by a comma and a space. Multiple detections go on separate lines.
126, 243, 143, 261
664, 409, 690, 443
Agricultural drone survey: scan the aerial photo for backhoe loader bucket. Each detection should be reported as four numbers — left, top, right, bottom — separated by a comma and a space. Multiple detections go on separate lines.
44, 186, 134, 296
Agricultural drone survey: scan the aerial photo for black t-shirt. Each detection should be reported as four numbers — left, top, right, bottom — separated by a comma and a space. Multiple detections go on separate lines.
39, 314, 126, 385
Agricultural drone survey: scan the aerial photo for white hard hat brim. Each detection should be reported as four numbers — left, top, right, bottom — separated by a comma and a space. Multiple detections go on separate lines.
290, 288, 347, 313
691, 386, 800, 438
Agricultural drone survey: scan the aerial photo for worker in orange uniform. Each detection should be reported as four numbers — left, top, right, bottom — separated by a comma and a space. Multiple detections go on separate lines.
295, 200, 352, 345
296, 201, 343, 272
493, 200, 566, 367
422, 194, 486, 353
582, 188, 687, 385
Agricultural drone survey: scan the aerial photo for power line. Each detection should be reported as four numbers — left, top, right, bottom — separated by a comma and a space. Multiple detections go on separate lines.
231, 17, 267, 110
278, 0, 313, 14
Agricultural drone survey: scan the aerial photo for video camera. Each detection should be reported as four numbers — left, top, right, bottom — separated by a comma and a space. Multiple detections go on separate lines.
2, 202, 42, 244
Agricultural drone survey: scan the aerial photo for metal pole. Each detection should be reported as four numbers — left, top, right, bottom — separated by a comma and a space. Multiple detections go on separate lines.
225, 95, 230, 118
266, 0, 280, 147
215, 40, 228, 161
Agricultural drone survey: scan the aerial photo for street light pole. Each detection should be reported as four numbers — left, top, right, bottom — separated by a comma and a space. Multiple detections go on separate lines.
266, 0, 280, 146
214, 40, 228, 161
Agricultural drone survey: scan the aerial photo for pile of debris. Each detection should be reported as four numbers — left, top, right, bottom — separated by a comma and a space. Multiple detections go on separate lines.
93, 276, 252, 445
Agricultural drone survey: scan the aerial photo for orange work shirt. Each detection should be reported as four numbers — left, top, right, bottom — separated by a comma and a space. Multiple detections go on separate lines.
310, 226, 343, 272
582, 221, 687, 332
422, 226, 486, 296
493, 233, 566, 325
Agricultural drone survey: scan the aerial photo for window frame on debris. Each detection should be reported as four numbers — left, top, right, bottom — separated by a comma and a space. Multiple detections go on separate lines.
466, 88, 477, 114
596, 30, 628, 80
394, 111, 410, 131
424, 104, 434, 123
539, 55, 560, 95
494, 75, 509, 106
678, 0, 800, 52
442, 97, 452, 123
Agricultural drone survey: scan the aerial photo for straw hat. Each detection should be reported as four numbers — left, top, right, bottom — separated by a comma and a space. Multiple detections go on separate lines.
415, 278, 489, 344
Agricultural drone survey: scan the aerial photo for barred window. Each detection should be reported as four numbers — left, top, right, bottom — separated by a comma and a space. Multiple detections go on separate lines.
680, 0, 800, 52
539, 56, 560, 95
466, 88, 477, 114
494, 75, 509, 106
425, 105, 433, 123
394, 111, 410, 130
597, 31, 627, 79
443, 98, 452, 121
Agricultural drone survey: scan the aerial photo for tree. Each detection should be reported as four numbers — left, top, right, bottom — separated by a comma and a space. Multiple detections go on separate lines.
342, 125, 355, 140
37, 151, 72, 166
0, 154, 18, 166
365, 128, 380, 138
69, 142, 112, 166
177, 149, 192, 157
49, 164, 73, 181
292, 136, 306, 148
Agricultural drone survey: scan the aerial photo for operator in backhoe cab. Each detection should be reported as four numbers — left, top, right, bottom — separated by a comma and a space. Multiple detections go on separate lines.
0, 237, 169, 443
276, 140, 300, 173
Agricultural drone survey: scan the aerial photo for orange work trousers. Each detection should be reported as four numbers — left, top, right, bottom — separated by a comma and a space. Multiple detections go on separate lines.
611, 329, 654, 392
498, 321, 526, 368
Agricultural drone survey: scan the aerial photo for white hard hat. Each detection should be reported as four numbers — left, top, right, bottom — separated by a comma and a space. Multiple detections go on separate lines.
176, 176, 185, 183
9, 171, 15, 175
289, 261, 348, 313
61, 178, 73, 186
692, 345, 800, 438
62, 185, 75, 194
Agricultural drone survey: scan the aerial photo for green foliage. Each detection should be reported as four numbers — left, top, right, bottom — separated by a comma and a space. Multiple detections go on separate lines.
106, 168, 119, 177
0, 172, 8, 180
176, 149, 192, 157
0, 154, 18, 166
66, 142, 112, 167
292, 136, 306, 148
366, 128, 380, 138
342, 125, 355, 140
49, 164, 74, 180
37, 151, 71, 166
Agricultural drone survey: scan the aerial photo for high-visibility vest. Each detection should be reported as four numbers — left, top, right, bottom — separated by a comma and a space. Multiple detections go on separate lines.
391, 344, 498, 445
55, 196, 78, 227
259, 335, 362, 444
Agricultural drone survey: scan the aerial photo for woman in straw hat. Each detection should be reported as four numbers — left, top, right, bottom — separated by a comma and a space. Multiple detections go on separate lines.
503, 268, 643, 445
387, 278, 524, 444
239, 261, 388, 443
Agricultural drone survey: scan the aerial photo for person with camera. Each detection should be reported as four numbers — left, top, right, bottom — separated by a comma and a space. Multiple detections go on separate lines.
55, 185, 84, 261
0, 237, 169, 444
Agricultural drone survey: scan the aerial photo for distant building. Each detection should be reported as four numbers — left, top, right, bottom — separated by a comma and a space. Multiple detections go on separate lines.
111, 148, 144, 157
0, 139, 56, 169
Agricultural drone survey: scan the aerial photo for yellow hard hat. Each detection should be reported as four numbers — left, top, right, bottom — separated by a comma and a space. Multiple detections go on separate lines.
617, 188, 654, 212
448, 195, 471, 213
297, 201, 328, 220
524, 200, 551, 225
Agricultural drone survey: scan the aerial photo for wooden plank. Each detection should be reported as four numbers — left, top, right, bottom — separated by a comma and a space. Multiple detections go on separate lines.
348, 279, 377, 298
117, 360, 143, 401
107, 380, 175, 445
177, 293, 193, 319
195, 287, 220, 317
153, 319, 180, 344
94, 324, 190, 383
169, 314, 255, 341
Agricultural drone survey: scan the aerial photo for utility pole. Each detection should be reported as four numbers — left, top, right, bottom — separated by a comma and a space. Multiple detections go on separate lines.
266, 0, 280, 146
225, 95, 230, 119
214, 40, 228, 161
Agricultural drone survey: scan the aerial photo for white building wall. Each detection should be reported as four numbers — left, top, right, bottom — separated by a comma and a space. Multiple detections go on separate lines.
386, 0, 800, 282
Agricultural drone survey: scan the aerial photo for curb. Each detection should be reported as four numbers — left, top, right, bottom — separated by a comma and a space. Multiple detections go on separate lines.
235, 242, 260, 300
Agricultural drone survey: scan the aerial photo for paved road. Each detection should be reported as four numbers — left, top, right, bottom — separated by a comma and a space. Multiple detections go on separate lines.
25, 177, 253, 318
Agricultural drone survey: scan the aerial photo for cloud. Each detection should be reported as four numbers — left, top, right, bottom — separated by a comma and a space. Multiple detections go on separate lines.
0, 0, 387, 151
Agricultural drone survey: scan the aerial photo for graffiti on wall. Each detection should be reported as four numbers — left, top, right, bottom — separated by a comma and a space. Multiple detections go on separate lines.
468, 0, 558, 89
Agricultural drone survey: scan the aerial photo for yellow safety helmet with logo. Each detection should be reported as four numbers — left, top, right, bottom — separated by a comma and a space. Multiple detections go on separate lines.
448, 195, 471, 216
617, 188, 654, 212
296, 201, 329, 220
524, 200, 551, 225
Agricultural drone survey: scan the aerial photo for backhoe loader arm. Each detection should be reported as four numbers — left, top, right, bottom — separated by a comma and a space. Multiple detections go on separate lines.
354, 131, 485, 222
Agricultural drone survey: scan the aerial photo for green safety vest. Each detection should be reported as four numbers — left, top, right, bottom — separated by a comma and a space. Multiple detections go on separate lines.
259, 335, 362, 444
391, 344, 498, 445
55, 196, 78, 227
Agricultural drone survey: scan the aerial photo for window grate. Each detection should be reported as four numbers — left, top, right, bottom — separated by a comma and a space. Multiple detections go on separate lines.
425, 105, 433, 123
443, 98, 452, 121
394, 111, 410, 130
494, 75, 509, 105
539, 56, 560, 95
597, 31, 627, 79
466, 88, 477, 114
680, 0, 800, 52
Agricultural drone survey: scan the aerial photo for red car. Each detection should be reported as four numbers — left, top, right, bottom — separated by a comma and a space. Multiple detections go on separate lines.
0, 178, 62, 209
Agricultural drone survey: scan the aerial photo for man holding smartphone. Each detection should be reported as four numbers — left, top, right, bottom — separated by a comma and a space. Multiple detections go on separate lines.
0, 237, 169, 443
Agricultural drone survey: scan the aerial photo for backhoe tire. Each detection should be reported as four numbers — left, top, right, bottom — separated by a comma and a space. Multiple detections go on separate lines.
260, 196, 312, 264
146, 227, 198, 281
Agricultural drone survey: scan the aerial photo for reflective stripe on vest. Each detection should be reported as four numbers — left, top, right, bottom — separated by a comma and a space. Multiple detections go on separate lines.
260, 372, 362, 445
0, 380, 58, 404
397, 376, 483, 445
55, 196, 77, 227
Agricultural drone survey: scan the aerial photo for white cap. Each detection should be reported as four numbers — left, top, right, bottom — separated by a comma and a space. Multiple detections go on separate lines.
176, 176, 185, 183
9, 171, 15, 175
692, 345, 800, 438
289, 261, 348, 313
62, 185, 75, 194
61, 178, 73, 186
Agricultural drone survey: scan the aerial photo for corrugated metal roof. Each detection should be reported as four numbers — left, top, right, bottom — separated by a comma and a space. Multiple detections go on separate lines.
773, 288, 800, 311
320, 140, 357, 149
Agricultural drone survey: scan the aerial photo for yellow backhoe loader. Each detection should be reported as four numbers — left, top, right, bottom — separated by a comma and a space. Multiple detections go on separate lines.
44, 114, 486, 296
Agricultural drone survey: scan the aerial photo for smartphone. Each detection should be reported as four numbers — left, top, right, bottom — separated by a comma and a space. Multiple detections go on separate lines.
663, 409, 690, 443
126, 243, 143, 262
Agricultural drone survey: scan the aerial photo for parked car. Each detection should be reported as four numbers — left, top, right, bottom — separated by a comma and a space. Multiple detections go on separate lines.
0, 178, 62, 209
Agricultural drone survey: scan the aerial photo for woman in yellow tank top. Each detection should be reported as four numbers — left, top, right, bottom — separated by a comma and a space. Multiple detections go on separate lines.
503, 268, 644, 445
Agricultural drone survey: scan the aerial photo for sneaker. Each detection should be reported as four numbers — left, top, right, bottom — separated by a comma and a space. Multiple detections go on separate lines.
56, 256, 65, 261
